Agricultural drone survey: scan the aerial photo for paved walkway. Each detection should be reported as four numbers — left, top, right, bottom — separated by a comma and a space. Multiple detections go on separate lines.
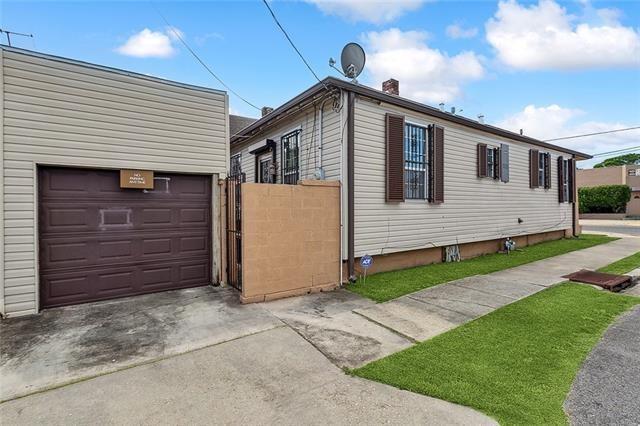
354, 238, 640, 342
0, 326, 496, 426
564, 305, 640, 426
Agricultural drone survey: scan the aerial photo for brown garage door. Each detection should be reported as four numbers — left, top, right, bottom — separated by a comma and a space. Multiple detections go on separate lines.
38, 167, 212, 308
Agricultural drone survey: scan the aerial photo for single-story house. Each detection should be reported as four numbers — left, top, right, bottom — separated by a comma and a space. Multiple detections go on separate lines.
230, 77, 591, 281
0, 46, 229, 317
577, 165, 640, 217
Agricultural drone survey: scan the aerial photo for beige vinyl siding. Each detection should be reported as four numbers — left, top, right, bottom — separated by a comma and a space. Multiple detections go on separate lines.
1, 48, 229, 317
231, 101, 342, 183
353, 96, 572, 258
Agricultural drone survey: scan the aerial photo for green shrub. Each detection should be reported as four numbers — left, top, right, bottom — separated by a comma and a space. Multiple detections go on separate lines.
579, 184, 631, 213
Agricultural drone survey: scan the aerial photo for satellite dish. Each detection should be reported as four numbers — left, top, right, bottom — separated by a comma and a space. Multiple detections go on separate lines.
340, 42, 365, 81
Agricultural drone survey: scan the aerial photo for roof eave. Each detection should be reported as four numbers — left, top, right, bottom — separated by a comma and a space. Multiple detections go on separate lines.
232, 76, 592, 159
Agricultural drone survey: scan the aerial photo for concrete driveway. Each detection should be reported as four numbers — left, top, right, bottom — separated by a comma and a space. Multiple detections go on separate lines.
0, 327, 495, 425
0, 293, 495, 425
0, 286, 282, 401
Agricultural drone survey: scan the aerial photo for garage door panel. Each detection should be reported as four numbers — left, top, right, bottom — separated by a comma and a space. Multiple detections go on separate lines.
40, 203, 209, 234
42, 258, 211, 308
39, 167, 212, 308
99, 240, 133, 259
40, 231, 210, 270
40, 168, 211, 200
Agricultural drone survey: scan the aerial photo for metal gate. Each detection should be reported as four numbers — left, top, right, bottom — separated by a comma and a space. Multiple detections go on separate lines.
226, 173, 245, 290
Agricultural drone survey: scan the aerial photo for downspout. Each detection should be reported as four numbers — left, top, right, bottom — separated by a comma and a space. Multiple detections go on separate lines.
347, 91, 355, 281
318, 106, 323, 170
572, 154, 577, 237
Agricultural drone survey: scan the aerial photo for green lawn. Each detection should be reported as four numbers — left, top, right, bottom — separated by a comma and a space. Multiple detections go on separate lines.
598, 251, 640, 275
348, 234, 616, 303
352, 255, 640, 425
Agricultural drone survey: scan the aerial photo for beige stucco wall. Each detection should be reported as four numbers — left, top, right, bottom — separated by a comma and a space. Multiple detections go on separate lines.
627, 191, 640, 216
241, 180, 341, 303
576, 166, 625, 188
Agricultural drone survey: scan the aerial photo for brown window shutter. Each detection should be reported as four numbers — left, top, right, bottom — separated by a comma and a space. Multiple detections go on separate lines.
494, 147, 501, 180
557, 156, 565, 202
544, 153, 551, 189
477, 144, 487, 178
568, 158, 576, 203
530, 149, 539, 188
386, 113, 405, 202
432, 125, 445, 203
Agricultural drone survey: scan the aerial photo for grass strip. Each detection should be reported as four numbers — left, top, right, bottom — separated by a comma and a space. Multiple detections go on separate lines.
348, 234, 616, 303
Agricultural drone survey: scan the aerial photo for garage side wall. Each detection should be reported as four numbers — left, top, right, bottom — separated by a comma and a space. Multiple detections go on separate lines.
1, 48, 229, 316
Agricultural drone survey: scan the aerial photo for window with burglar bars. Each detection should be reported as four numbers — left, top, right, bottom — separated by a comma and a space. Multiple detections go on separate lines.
404, 123, 428, 199
259, 158, 273, 183
563, 159, 570, 202
230, 154, 242, 177
487, 148, 496, 179
281, 130, 300, 185
538, 152, 546, 187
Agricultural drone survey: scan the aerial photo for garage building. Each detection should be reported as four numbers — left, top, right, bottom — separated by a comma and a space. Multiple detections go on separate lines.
0, 46, 230, 317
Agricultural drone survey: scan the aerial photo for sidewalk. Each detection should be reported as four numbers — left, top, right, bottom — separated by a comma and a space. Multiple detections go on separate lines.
354, 238, 640, 342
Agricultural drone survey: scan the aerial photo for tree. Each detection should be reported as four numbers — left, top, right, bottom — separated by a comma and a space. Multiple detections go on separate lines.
593, 153, 640, 168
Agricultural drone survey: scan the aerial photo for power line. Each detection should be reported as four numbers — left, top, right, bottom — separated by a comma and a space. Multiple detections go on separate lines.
261, 0, 322, 83
590, 146, 640, 158
151, 4, 260, 111
543, 126, 640, 142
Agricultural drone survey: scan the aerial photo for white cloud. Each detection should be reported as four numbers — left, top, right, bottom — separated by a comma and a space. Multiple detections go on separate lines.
446, 24, 478, 39
485, 0, 640, 70
116, 28, 182, 58
363, 28, 484, 103
195, 32, 224, 46
165, 26, 185, 42
496, 104, 640, 167
307, 0, 425, 24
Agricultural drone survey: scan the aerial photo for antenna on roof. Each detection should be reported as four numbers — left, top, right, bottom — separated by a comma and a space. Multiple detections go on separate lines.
329, 42, 366, 83
0, 28, 33, 47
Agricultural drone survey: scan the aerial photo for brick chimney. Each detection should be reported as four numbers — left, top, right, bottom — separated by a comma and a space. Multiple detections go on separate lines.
382, 78, 399, 95
261, 106, 274, 117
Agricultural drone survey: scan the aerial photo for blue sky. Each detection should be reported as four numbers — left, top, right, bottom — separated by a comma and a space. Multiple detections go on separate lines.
2, 0, 639, 167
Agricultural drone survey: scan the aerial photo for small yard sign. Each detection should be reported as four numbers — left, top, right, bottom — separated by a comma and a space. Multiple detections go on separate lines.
120, 169, 154, 189
360, 254, 373, 285
360, 255, 373, 270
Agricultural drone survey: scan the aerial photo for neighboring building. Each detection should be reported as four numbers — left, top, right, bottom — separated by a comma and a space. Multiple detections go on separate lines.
231, 77, 590, 280
577, 164, 640, 216
0, 46, 229, 317
229, 114, 257, 137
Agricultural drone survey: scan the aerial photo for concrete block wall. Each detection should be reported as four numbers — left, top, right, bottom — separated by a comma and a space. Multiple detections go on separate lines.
241, 180, 341, 303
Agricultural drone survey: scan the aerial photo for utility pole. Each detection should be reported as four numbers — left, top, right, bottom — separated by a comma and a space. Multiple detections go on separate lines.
0, 29, 34, 46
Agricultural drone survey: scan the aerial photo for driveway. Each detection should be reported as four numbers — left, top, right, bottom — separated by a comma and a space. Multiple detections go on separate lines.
0, 315, 494, 425
0, 286, 282, 401
564, 305, 640, 425
581, 219, 640, 238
